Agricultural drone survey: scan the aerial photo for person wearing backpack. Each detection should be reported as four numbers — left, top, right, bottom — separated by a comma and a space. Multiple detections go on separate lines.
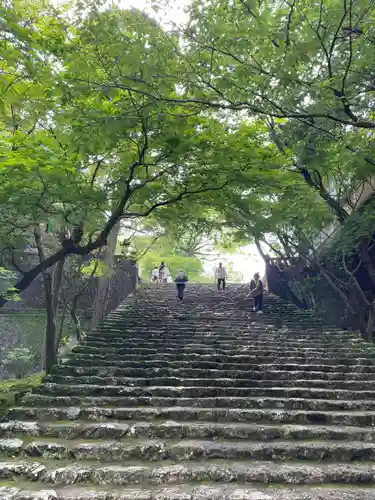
175, 269, 188, 301
250, 272, 264, 314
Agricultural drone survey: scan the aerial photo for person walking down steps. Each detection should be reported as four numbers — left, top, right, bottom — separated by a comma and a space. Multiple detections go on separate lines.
250, 272, 264, 314
215, 262, 227, 291
159, 261, 166, 283
175, 269, 188, 301
151, 267, 159, 283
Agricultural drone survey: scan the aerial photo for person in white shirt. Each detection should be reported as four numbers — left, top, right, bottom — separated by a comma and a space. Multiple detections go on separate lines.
215, 262, 227, 291
151, 267, 159, 283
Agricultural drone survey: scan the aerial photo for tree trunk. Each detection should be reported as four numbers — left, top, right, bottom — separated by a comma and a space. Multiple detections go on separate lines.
34, 225, 57, 373
254, 237, 268, 262
57, 301, 68, 348
69, 296, 82, 342
268, 120, 350, 225
52, 257, 65, 316
365, 306, 375, 343
44, 272, 57, 373
70, 310, 82, 342
280, 275, 309, 309
91, 221, 120, 329
357, 239, 375, 288
277, 232, 295, 259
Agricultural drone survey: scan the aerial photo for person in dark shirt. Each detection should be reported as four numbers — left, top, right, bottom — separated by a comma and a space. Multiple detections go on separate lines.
175, 269, 188, 301
250, 272, 264, 314
159, 261, 166, 283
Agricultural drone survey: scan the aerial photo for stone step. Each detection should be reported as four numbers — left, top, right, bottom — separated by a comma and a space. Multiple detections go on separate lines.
75, 345, 373, 358
20, 394, 375, 411
97, 319, 283, 326
56, 360, 375, 373
3, 484, 375, 500
8, 405, 375, 429
96, 309, 324, 318
4, 287, 372, 497
52, 365, 375, 380
131, 317, 314, 327
90, 333, 348, 343
85, 325, 358, 347
96, 314, 342, 324
2, 459, 375, 485
90, 327, 349, 338
6, 416, 375, 444
89, 324, 345, 333
33, 383, 375, 400
44, 374, 375, 391
119, 309, 304, 315
72, 344, 374, 356
3, 437, 375, 462
68, 352, 375, 365
83, 338, 359, 351
103, 306, 319, 315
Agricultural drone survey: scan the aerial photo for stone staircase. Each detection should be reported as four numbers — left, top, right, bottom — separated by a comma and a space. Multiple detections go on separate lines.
2, 284, 375, 499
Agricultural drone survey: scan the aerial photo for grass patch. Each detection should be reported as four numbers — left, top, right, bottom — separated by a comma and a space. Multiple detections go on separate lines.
0, 372, 44, 421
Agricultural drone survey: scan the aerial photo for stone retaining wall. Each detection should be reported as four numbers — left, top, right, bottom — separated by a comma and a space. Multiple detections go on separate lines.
3, 257, 137, 314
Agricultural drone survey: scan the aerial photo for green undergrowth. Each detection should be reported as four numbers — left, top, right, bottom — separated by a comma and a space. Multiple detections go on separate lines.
0, 372, 44, 420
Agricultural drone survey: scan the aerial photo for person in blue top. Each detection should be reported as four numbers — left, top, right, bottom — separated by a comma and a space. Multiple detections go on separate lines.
250, 272, 264, 314
175, 269, 188, 301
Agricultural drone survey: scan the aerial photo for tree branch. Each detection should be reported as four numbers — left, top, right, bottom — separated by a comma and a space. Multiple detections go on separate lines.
124, 182, 227, 219
71, 78, 375, 129
90, 158, 103, 187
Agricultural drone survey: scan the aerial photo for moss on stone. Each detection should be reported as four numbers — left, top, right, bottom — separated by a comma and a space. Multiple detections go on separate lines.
0, 372, 44, 420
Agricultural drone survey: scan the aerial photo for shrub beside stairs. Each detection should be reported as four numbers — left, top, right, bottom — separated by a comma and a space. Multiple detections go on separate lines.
1, 285, 375, 499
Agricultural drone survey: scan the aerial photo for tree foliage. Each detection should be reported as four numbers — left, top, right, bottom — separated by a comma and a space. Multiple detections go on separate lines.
0, 0, 375, 341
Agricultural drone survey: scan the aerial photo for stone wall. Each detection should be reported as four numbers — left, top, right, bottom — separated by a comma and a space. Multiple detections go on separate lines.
265, 257, 373, 331
76, 257, 138, 316
3, 256, 138, 314
0, 257, 138, 379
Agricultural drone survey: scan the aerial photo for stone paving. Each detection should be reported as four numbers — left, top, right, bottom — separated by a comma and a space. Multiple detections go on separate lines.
1, 284, 375, 499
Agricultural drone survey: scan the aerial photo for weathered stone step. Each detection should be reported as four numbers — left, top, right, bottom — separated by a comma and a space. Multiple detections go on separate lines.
2, 459, 375, 485
72, 344, 374, 357
3, 437, 375, 462
45, 374, 375, 391
2, 484, 375, 500
68, 352, 375, 365
7, 416, 375, 445
7, 287, 373, 497
52, 365, 375, 381
91, 327, 350, 339
21, 394, 375, 411
109, 316, 325, 324
83, 339, 359, 352
81, 336, 358, 352
57, 360, 375, 373
94, 312, 338, 323
33, 383, 375, 400
104, 317, 321, 324
83, 329, 360, 347
97, 319, 279, 327
9, 405, 375, 429
97, 308, 325, 319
